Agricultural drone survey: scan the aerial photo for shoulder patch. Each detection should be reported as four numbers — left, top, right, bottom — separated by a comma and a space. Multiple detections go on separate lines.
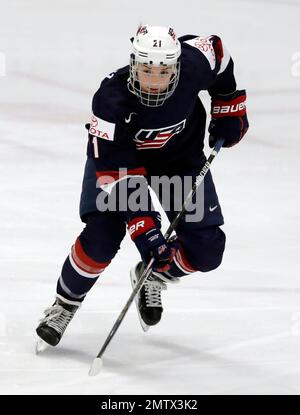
89, 115, 115, 141
184, 36, 216, 70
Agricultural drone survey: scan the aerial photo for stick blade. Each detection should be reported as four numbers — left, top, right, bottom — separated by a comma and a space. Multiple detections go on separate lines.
35, 339, 49, 354
89, 358, 103, 376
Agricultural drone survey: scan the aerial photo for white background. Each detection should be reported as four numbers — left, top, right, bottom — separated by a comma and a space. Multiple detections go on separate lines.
0, 0, 300, 394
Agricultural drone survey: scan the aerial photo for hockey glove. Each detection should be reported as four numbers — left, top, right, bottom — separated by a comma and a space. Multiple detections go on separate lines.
208, 89, 249, 148
128, 216, 176, 272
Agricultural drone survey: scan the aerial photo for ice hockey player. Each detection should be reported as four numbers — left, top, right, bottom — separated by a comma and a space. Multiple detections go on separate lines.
36, 24, 248, 346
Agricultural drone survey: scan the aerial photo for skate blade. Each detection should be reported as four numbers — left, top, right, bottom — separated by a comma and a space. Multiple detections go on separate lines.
130, 267, 150, 333
35, 339, 49, 354
89, 358, 103, 376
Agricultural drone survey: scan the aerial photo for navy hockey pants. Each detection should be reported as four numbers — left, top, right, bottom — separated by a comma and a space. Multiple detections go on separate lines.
57, 162, 226, 303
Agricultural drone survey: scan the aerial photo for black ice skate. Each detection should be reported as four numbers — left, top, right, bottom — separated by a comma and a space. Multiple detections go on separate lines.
36, 296, 80, 352
130, 261, 179, 332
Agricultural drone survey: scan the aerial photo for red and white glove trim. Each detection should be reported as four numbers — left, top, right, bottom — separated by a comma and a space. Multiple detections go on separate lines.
211, 93, 246, 118
127, 216, 156, 241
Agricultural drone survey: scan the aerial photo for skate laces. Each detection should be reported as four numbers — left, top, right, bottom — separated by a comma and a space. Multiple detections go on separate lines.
144, 278, 166, 307
40, 304, 76, 335
152, 271, 180, 284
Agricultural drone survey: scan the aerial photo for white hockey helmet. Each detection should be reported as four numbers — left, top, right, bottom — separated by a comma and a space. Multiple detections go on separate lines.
128, 24, 181, 107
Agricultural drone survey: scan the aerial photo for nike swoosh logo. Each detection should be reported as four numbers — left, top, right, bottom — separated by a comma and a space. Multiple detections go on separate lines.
125, 112, 137, 124
209, 205, 218, 212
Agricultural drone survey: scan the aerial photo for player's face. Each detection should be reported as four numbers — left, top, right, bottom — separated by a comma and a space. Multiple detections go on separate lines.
136, 64, 174, 93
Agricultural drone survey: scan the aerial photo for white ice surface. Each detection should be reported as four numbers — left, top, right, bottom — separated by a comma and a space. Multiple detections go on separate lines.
0, 0, 300, 395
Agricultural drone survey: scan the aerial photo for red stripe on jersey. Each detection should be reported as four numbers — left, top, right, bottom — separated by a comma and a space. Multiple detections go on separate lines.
135, 138, 167, 145
175, 247, 197, 274
136, 141, 164, 146
214, 37, 224, 64
136, 141, 170, 149
96, 167, 147, 186
136, 145, 164, 149
157, 133, 171, 138
71, 238, 110, 274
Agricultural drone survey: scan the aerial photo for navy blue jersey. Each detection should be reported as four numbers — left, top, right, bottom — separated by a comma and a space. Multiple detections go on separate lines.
81, 35, 237, 222
87, 35, 236, 178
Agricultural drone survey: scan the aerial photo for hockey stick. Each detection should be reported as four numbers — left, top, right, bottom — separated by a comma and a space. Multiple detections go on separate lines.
89, 138, 225, 376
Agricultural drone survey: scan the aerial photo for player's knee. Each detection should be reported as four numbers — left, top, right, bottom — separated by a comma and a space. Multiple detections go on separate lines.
199, 249, 224, 272
184, 226, 226, 273
78, 212, 126, 263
